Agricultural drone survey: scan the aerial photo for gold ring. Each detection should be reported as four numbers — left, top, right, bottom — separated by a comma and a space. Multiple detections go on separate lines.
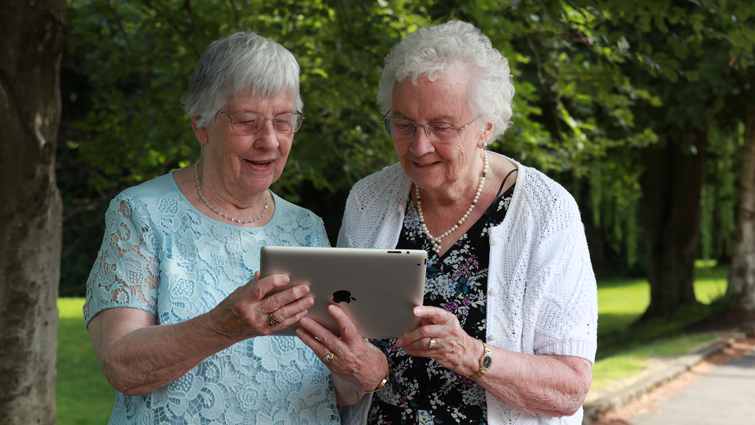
428, 338, 436, 349
268, 313, 281, 327
322, 352, 335, 363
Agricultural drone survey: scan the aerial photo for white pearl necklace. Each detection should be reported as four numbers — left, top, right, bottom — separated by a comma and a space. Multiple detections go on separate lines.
194, 162, 268, 224
415, 151, 489, 254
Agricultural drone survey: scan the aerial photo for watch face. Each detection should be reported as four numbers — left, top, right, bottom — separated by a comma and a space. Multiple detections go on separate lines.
482, 355, 492, 370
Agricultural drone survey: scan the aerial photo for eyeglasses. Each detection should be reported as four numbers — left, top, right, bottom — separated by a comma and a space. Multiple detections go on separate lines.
382, 110, 479, 143
217, 110, 304, 134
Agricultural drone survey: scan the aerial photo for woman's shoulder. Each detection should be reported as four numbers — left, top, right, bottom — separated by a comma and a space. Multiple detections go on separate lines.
349, 163, 410, 203
269, 193, 329, 246
272, 192, 322, 220
117, 172, 178, 203
514, 162, 576, 208
105, 173, 184, 228
353, 163, 404, 188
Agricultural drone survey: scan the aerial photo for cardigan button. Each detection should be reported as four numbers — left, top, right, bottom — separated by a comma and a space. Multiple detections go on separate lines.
489, 237, 499, 246
489, 288, 499, 296
488, 334, 497, 341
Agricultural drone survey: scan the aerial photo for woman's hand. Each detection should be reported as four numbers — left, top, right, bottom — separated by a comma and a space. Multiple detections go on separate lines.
295, 305, 389, 405
207, 271, 314, 340
396, 306, 593, 417
89, 271, 314, 396
395, 306, 481, 377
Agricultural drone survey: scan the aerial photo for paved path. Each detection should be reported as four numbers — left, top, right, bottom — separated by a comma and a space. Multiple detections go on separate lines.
630, 342, 755, 425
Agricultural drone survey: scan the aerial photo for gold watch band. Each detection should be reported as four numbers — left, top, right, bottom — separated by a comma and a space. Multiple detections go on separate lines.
469, 342, 492, 381
364, 374, 389, 393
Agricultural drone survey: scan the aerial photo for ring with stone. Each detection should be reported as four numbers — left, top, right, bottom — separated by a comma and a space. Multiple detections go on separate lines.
428, 338, 436, 349
268, 312, 281, 327
322, 351, 335, 363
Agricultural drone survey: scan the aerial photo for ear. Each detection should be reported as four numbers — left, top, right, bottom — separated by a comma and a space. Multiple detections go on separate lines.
191, 116, 209, 145
478, 121, 494, 148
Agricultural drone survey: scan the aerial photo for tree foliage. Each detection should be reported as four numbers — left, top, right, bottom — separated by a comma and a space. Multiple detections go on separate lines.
60, 0, 755, 314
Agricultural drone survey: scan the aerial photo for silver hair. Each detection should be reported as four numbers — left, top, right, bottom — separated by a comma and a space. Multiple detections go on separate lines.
377, 20, 515, 141
184, 32, 303, 129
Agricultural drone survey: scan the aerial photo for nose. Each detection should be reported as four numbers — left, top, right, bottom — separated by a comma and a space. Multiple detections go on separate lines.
409, 125, 435, 156
254, 120, 280, 150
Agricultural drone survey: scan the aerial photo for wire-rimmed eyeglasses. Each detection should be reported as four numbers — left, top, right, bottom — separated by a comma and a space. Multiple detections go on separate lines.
381, 110, 479, 143
217, 110, 304, 134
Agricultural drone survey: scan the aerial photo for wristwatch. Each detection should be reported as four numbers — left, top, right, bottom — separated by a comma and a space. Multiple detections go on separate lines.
469, 342, 492, 381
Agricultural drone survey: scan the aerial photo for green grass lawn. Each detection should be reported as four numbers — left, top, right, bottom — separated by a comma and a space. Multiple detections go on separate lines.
57, 298, 114, 424
55, 263, 730, 423
590, 262, 729, 392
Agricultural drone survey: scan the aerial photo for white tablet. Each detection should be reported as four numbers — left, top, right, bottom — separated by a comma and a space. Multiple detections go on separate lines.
259, 246, 427, 338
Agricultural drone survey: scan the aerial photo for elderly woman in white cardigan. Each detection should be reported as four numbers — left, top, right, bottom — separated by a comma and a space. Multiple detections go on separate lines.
321, 21, 598, 425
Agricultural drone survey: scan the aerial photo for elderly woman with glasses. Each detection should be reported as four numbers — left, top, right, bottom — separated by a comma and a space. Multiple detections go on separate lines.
84, 31, 384, 425
322, 21, 598, 425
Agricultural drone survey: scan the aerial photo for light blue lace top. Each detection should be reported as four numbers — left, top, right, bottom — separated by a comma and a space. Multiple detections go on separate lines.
84, 172, 340, 425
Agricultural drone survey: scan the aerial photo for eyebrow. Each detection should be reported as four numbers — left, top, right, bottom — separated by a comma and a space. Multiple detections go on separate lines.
391, 111, 458, 123
232, 108, 296, 115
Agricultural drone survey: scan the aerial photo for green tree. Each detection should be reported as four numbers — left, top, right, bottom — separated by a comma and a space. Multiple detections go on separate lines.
60, 0, 755, 319
446, 0, 755, 319
60, 0, 429, 292
595, 0, 755, 319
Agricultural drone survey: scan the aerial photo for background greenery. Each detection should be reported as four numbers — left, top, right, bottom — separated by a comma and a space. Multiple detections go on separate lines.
59, 0, 754, 303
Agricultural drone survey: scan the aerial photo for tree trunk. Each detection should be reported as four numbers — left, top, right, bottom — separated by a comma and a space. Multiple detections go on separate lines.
0, 1, 66, 423
640, 130, 706, 321
728, 106, 755, 309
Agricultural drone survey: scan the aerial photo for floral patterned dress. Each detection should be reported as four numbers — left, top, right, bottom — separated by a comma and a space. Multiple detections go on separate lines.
367, 183, 516, 425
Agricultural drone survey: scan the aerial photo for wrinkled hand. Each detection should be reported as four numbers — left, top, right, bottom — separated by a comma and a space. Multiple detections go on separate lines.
296, 305, 388, 404
207, 271, 314, 340
396, 306, 480, 376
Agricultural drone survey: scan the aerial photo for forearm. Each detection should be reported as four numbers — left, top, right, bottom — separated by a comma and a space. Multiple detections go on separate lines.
90, 310, 239, 396
474, 348, 592, 417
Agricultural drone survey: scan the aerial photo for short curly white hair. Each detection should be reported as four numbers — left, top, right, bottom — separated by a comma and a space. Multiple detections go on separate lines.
184, 32, 303, 130
377, 20, 515, 141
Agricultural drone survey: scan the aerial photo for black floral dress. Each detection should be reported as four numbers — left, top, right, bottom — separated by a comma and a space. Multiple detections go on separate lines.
367, 183, 516, 425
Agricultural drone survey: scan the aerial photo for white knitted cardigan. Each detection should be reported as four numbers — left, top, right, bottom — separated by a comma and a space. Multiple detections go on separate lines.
337, 153, 598, 425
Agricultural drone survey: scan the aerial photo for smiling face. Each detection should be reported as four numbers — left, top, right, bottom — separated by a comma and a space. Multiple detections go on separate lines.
192, 91, 295, 204
390, 72, 492, 198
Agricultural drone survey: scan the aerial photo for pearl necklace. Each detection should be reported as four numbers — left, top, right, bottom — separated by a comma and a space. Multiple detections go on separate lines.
415, 151, 488, 254
194, 162, 268, 224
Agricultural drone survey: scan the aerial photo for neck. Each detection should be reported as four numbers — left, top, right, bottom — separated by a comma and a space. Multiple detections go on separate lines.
417, 151, 488, 208
194, 161, 269, 225
414, 150, 489, 254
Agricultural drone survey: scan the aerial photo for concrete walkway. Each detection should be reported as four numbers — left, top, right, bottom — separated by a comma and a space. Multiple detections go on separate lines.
583, 321, 755, 425
631, 343, 755, 424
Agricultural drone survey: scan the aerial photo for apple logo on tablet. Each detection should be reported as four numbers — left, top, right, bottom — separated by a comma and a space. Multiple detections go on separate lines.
332, 290, 356, 304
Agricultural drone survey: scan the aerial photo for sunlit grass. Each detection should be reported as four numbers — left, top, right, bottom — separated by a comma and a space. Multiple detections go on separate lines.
590, 263, 730, 393
57, 298, 114, 425
590, 332, 717, 392
596, 277, 649, 336
693, 262, 728, 302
